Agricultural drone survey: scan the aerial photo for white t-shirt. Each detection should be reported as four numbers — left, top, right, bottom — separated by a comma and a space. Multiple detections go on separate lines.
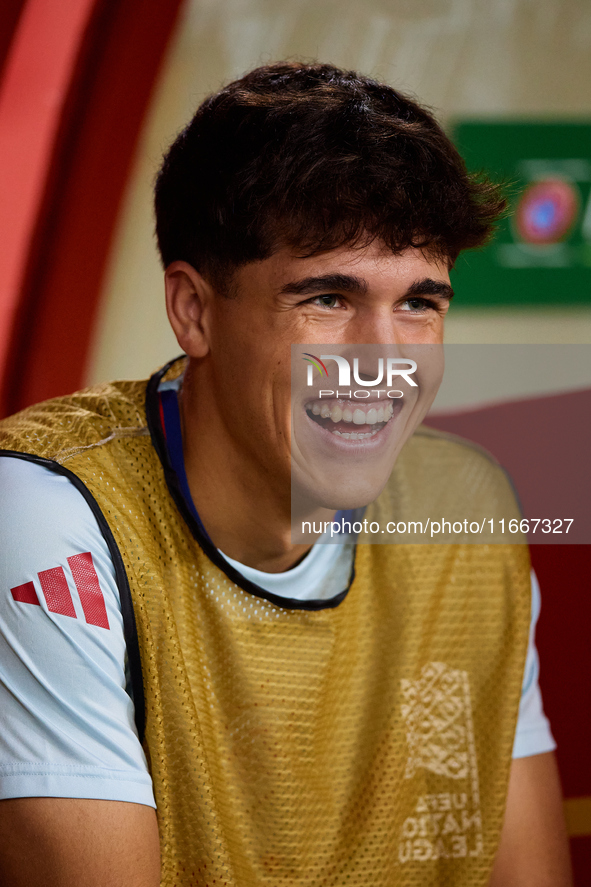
0, 456, 555, 809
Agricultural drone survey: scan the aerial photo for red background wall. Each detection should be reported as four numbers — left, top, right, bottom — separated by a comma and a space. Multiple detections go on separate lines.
0, 0, 184, 418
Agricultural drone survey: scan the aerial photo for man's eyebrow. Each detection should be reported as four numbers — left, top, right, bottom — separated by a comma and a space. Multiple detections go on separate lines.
278, 274, 368, 296
278, 274, 454, 300
405, 278, 454, 300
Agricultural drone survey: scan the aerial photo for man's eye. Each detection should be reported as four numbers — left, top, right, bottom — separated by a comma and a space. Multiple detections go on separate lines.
311, 294, 341, 309
400, 297, 433, 312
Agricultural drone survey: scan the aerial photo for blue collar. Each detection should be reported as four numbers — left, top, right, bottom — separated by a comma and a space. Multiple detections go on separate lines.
158, 387, 213, 544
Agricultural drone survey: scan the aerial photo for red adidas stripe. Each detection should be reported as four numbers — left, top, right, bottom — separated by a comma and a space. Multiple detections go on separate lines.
38, 566, 77, 618
10, 581, 40, 606
68, 551, 110, 630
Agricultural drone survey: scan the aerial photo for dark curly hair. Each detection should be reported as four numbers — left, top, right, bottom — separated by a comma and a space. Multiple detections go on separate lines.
155, 61, 505, 288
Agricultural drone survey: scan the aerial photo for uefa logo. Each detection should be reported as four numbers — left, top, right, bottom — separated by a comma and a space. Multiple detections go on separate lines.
515, 177, 579, 245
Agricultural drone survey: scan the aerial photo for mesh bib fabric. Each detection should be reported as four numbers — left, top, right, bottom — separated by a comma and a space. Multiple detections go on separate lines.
0, 359, 531, 887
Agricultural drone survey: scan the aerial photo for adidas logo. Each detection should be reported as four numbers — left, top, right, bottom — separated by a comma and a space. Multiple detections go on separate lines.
10, 551, 110, 629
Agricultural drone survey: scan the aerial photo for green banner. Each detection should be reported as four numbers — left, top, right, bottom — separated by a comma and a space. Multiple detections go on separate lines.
450, 121, 591, 306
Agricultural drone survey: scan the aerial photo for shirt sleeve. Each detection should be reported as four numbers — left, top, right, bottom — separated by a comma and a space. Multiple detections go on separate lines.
512, 569, 556, 759
0, 456, 155, 806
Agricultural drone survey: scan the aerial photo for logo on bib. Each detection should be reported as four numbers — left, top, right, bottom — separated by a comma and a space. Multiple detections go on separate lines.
398, 662, 482, 863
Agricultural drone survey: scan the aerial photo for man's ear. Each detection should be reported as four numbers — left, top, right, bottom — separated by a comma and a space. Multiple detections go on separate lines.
165, 261, 215, 358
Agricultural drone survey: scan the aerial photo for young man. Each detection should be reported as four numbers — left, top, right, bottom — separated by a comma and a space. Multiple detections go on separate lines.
0, 63, 571, 886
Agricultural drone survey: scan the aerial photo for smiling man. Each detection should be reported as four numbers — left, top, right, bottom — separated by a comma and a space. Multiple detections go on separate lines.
0, 63, 571, 886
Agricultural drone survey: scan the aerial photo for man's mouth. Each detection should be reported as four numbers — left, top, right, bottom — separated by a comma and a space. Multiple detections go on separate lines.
305, 398, 395, 440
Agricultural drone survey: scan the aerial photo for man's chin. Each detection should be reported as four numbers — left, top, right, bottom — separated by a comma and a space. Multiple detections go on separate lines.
291, 466, 391, 513
291, 411, 409, 516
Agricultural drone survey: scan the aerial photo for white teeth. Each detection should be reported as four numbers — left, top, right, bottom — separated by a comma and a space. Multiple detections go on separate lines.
307, 400, 396, 426
333, 429, 379, 440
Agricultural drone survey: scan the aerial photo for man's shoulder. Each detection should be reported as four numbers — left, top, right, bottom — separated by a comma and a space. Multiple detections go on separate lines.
408, 422, 501, 465
0, 378, 150, 463
400, 422, 510, 487
369, 422, 521, 536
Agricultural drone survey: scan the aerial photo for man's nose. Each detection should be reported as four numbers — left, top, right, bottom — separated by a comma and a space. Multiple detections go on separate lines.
345, 310, 400, 345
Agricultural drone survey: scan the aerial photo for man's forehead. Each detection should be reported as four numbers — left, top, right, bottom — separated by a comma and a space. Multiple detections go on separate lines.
240, 242, 452, 293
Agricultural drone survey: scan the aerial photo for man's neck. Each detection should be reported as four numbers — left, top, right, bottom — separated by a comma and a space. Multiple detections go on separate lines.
178, 363, 320, 573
